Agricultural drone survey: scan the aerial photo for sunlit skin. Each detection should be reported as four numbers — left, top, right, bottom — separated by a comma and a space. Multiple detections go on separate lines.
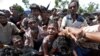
47, 24, 58, 36
61, 27, 100, 43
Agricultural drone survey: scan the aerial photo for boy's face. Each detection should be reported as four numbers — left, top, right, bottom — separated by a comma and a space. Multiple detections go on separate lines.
0, 16, 7, 24
47, 24, 58, 35
28, 20, 37, 29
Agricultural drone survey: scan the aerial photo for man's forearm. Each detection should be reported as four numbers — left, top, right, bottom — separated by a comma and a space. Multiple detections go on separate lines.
85, 32, 100, 42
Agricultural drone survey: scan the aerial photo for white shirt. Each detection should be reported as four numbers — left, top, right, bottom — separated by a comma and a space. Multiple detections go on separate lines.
0, 22, 20, 44
83, 24, 100, 32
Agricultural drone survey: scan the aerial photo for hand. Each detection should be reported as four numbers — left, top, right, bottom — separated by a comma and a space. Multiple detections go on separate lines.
68, 32, 77, 42
58, 27, 71, 37
63, 27, 84, 40
60, 27, 72, 37
16, 21, 21, 25
0, 42, 4, 48
66, 27, 82, 37
19, 27, 25, 33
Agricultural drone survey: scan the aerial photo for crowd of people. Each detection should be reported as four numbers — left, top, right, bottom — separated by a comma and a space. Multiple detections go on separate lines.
0, 0, 100, 56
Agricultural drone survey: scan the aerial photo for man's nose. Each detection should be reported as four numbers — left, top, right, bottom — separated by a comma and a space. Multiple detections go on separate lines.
71, 7, 74, 10
49, 29, 53, 32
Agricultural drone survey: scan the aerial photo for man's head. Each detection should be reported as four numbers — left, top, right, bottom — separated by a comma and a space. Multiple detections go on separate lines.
28, 17, 38, 29
2, 10, 11, 18
30, 3, 40, 16
51, 8, 57, 16
12, 35, 24, 48
39, 6, 48, 19
68, 1, 79, 14
9, 6, 18, 15
0, 11, 8, 24
47, 22, 58, 36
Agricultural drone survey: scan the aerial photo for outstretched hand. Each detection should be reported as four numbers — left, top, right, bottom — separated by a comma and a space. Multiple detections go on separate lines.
64, 27, 84, 41
59, 27, 84, 41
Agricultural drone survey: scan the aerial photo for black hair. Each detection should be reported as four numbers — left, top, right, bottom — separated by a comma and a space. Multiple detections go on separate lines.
28, 17, 37, 23
51, 8, 57, 12
39, 5, 47, 13
0, 11, 6, 17
18, 13, 25, 20
30, 4, 42, 15
30, 3, 40, 10
62, 9, 68, 12
2, 10, 10, 14
2, 10, 11, 18
12, 34, 23, 42
48, 21, 58, 30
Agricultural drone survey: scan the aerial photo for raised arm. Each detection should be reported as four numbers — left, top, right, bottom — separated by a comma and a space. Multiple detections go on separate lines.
64, 27, 100, 42
84, 32, 100, 42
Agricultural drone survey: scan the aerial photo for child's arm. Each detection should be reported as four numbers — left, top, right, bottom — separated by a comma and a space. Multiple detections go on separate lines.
42, 36, 49, 56
73, 50, 78, 56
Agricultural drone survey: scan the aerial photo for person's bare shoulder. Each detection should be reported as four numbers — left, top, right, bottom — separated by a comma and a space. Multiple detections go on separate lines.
43, 35, 51, 43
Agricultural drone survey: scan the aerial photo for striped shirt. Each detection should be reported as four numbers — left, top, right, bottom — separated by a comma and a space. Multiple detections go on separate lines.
61, 14, 88, 28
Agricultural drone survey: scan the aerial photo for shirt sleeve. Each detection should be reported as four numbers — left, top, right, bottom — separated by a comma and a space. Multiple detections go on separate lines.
11, 23, 20, 33
81, 19, 88, 27
82, 25, 99, 32
61, 16, 67, 29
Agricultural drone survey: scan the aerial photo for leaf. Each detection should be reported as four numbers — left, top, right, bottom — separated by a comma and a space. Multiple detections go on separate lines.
22, 0, 29, 8
12, 4, 24, 13
86, 2, 98, 13
55, 0, 69, 9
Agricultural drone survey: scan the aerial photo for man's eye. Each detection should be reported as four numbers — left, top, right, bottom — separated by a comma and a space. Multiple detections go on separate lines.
48, 28, 51, 29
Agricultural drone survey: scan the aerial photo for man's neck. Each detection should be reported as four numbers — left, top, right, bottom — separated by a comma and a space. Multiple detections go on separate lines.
71, 13, 78, 22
